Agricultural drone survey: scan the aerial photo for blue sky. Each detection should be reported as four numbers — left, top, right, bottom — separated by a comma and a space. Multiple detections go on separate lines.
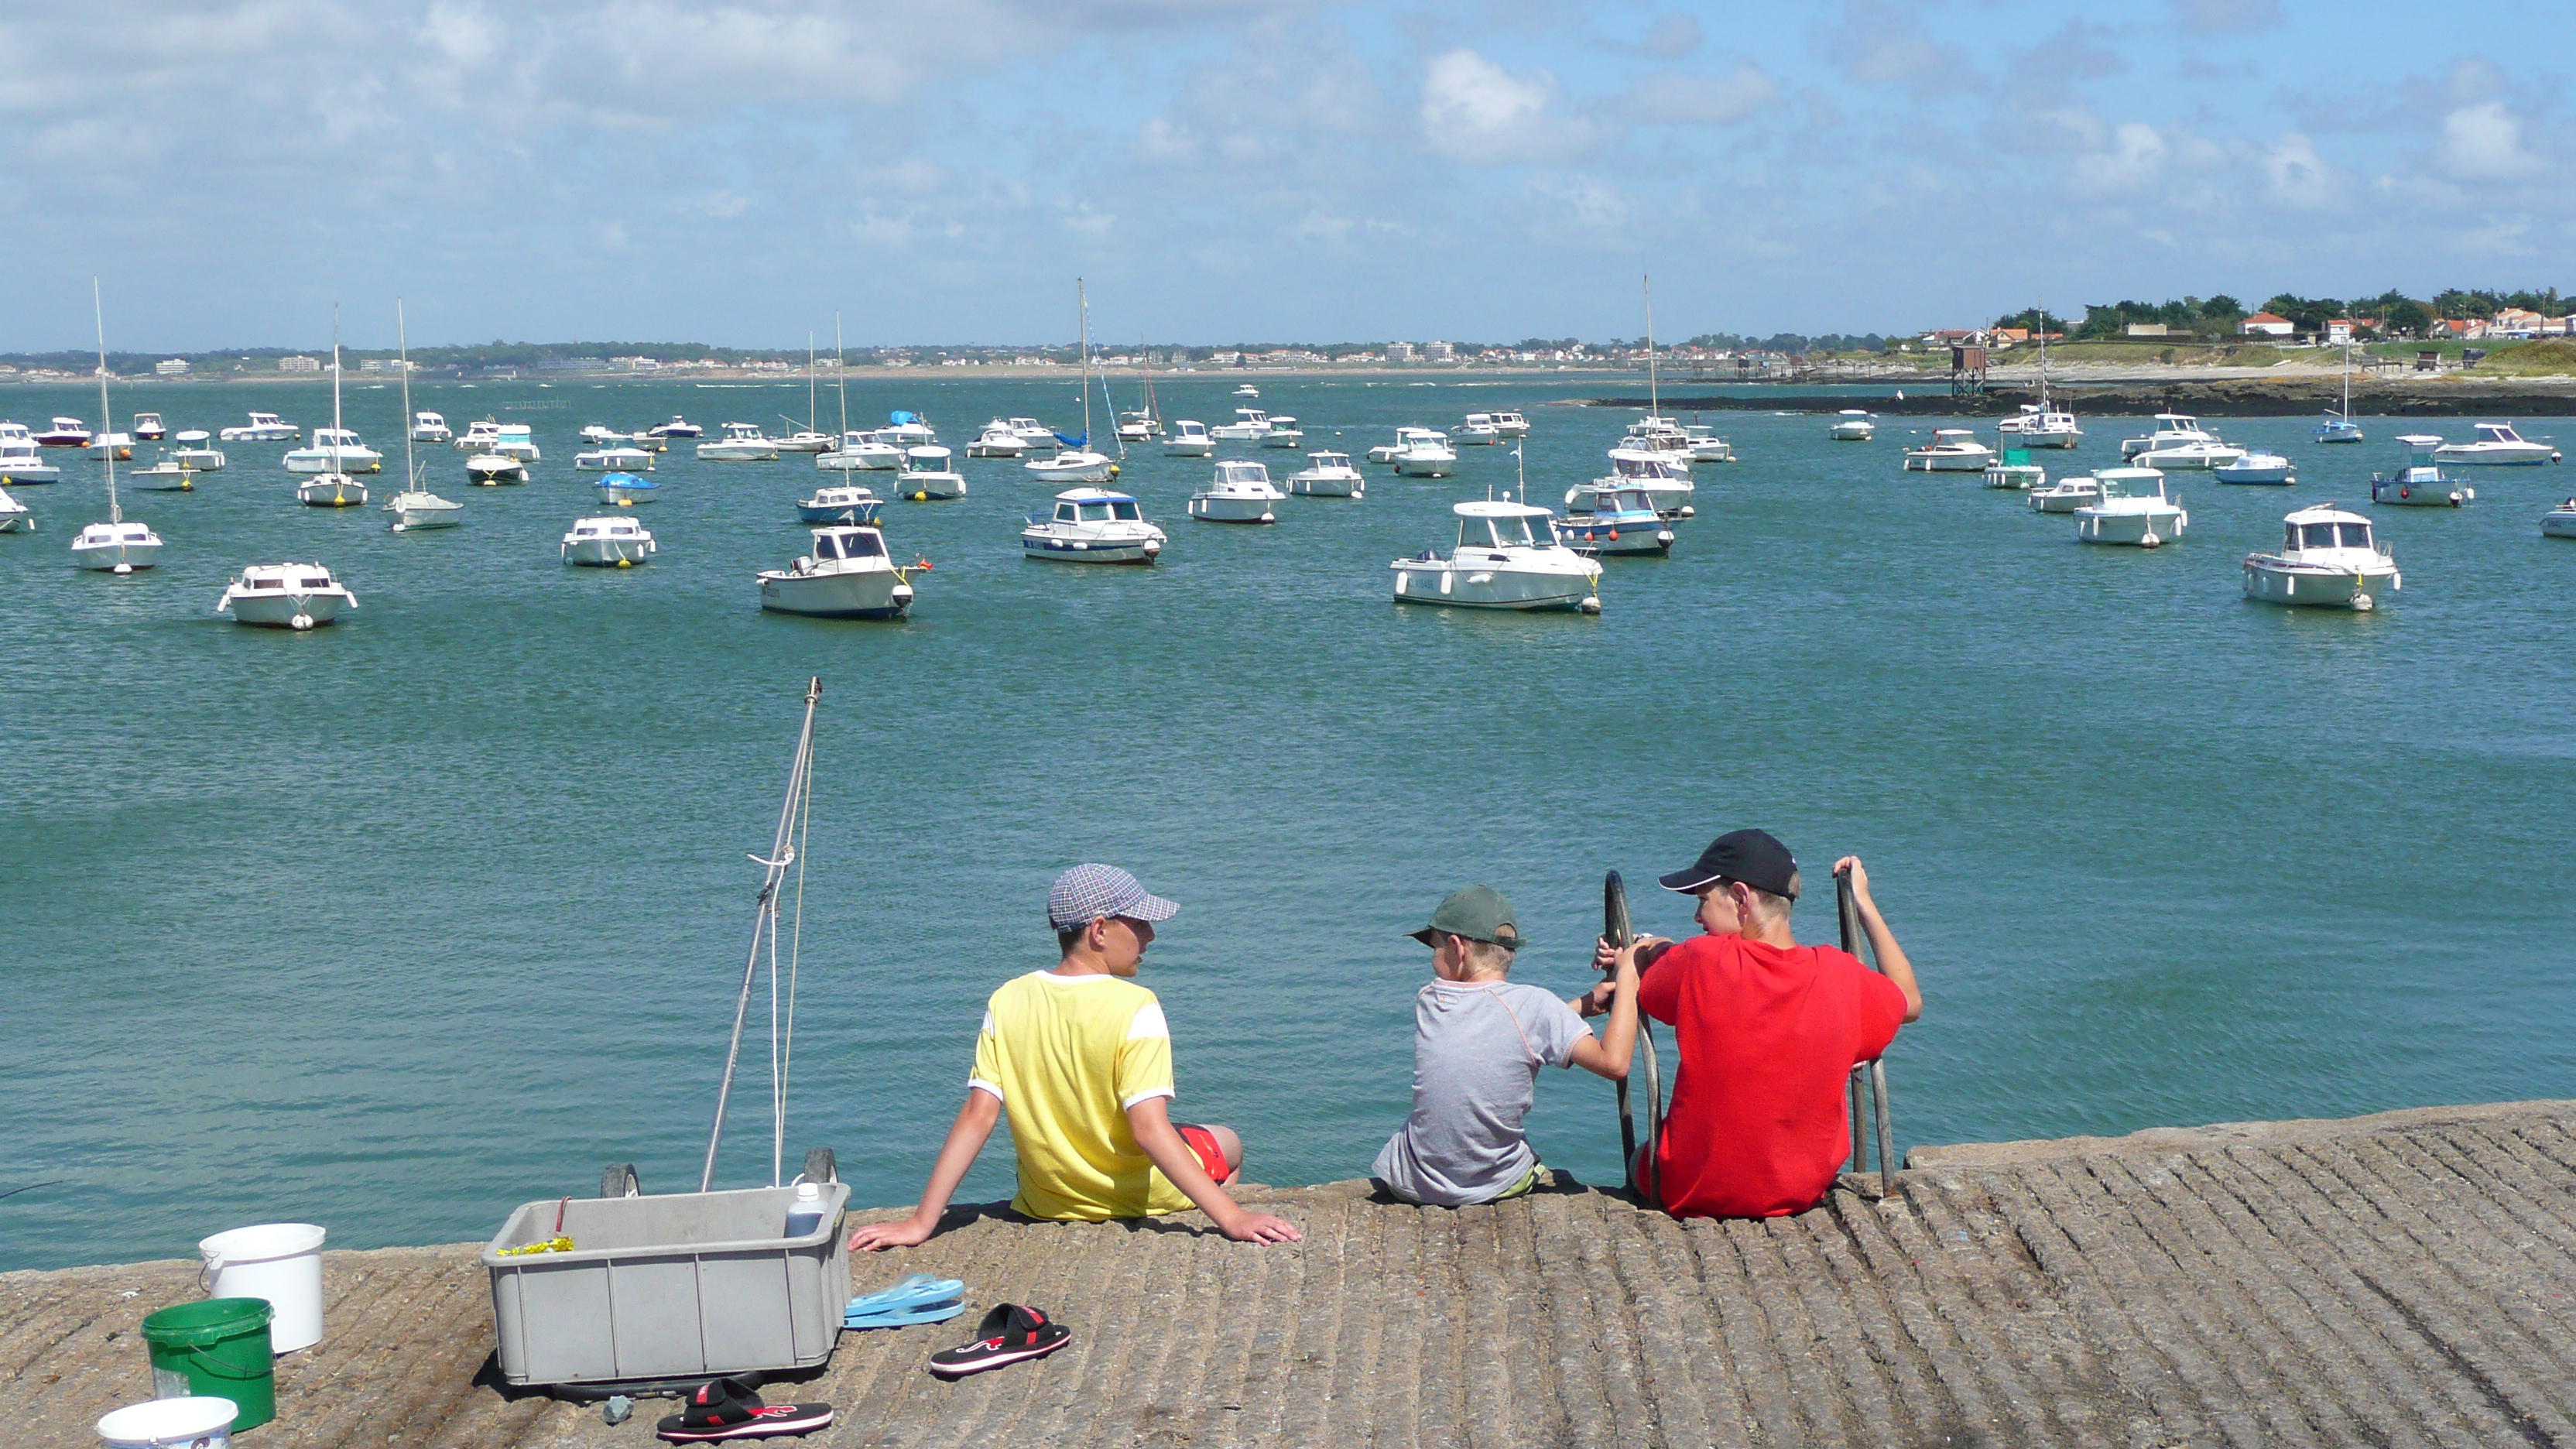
3, 0, 2567, 349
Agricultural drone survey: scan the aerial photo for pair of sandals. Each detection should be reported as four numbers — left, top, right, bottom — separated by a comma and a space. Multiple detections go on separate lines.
654, 1374, 832, 1443
846, 1276, 1067, 1377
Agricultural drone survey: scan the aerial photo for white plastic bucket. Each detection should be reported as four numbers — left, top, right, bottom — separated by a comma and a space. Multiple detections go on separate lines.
198, 1223, 327, 1353
97, 1395, 236, 1448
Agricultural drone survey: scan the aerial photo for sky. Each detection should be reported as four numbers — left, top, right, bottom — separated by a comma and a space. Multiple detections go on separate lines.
2, 0, 2568, 351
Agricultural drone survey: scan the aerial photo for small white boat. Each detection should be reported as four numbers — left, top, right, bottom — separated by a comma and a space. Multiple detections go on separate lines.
411, 412, 454, 443
1024, 446, 1116, 487
132, 413, 166, 441
1681, 425, 1735, 463
818, 430, 902, 471
1593, 450, 1696, 519
1187, 460, 1285, 523
1830, 412, 1876, 440
1286, 450, 1365, 498
1233, 383, 1259, 398
1457, 414, 1504, 447
880, 413, 936, 446
2371, 437, 2473, 508
220, 412, 300, 442
697, 422, 779, 462
2029, 475, 2102, 512
2434, 421, 2560, 467
577, 424, 630, 445
0, 437, 62, 484
2214, 453, 2294, 485
2073, 467, 2186, 547
1023, 487, 1165, 564
1210, 407, 1271, 441
454, 419, 502, 451
466, 454, 529, 485
574, 446, 654, 471
2243, 505, 2400, 610
1006, 418, 1057, 447
2131, 437, 2246, 471
648, 416, 703, 439
285, 427, 383, 474
561, 514, 656, 566
627, 434, 670, 454
1557, 483, 1673, 557
1488, 410, 1531, 440
2317, 345, 2363, 444
797, 484, 882, 524
1997, 403, 2082, 449
170, 437, 226, 471
593, 472, 659, 507
385, 304, 461, 533
386, 485, 464, 531
216, 563, 358, 629
488, 424, 540, 462
967, 422, 1029, 458
71, 519, 161, 571
2541, 499, 2576, 538
85, 431, 134, 461
1392, 501, 1602, 612
759, 525, 915, 618
775, 428, 833, 454
35, 416, 92, 447
0, 485, 31, 531
1983, 457, 2046, 490
126, 457, 198, 492
296, 472, 370, 507
1116, 409, 1162, 443
1393, 429, 1458, 478
1260, 416, 1305, 449
1903, 429, 1995, 471
2120, 413, 2223, 460
892, 445, 968, 499
1162, 420, 1215, 457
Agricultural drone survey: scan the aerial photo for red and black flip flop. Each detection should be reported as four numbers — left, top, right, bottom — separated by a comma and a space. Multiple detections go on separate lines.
927, 1303, 1070, 1379
655, 1373, 834, 1442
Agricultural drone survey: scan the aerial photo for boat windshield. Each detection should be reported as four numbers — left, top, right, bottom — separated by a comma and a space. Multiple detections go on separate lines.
1481, 517, 1537, 547
1110, 500, 1142, 521
820, 533, 883, 560
2296, 521, 2369, 550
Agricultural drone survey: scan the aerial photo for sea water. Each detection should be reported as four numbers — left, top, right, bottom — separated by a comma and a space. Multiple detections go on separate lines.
3, 374, 2571, 1271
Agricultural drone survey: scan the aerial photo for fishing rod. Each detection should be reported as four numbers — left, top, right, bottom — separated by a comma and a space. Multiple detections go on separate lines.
1603, 872, 1660, 1201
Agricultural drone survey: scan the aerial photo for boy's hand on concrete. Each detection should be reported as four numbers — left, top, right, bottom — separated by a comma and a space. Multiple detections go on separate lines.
848, 1216, 935, 1252
1219, 1211, 1304, 1245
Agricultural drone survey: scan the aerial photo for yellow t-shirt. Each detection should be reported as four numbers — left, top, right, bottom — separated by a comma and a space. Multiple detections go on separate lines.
970, 970, 1194, 1221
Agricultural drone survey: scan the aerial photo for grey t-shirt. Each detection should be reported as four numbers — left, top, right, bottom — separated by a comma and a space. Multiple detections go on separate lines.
1373, 978, 1592, 1208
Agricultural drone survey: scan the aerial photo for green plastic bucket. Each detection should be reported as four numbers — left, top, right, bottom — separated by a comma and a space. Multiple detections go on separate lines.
141, 1298, 276, 1431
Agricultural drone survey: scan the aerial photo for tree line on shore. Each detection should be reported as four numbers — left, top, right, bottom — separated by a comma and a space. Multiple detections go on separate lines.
1998, 286, 2567, 343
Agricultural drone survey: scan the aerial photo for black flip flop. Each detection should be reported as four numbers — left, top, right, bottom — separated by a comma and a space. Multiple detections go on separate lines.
655, 1373, 835, 1441
927, 1303, 1070, 1379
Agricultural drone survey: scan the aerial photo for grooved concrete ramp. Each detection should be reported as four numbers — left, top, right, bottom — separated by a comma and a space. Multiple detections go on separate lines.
9, 1100, 2575, 1447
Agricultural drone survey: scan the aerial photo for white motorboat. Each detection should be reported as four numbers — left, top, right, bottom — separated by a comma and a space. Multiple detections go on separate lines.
86, 431, 134, 461
35, 416, 92, 447
2371, 436, 2473, 507
880, 412, 936, 445
575, 445, 654, 471
818, 430, 902, 471
1488, 410, 1531, 439
285, 427, 383, 473
1116, 409, 1161, 443
2214, 452, 2294, 485
776, 428, 833, 454
2073, 467, 2186, 546
561, 514, 656, 566
466, 454, 528, 485
2540, 499, 2576, 538
1007, 418, 1057, 447
216, 563, 358, 629
577, 424, 630, 445
1286, 450, 1365, 498
648, 416, 703, 438
627, 433, 669, 454
593, 472, 659, 507
1593, 450, 1695, 519
70, 284, 161, 574
1392, 501, 1602, 612
697, 421, 779, 462
297, 471, 369, 507
1163, 420, 1215, 457
1187, 460, 1285, 522
1620, 416, 1699, 468
1983, 456, 2046, 490
797, 483, 882, 524
1393, 429, 1458, 478
488, 423, 540, 462
1681, 426, 1735, 463
170, 437, 225, 471
0, 437, 62, 484
892, 445, 968, 499
2317, 344, 2363, 444
1024, 487, 1165, 564
1260, 415, 1305, 449
2434, 422, 2559, 467
132, 413, 166, 441
1024, 446, 1115, 486
2120, 413, 2225, 460
1557, 483, 1673, 557
759, 525, 915, 618
127, 457, 198, 492
2243, 505, 2400, 610
2029, 475, 2102, 512
1903, 429, 1995, 471
1234, 383, 1259, 398
1457, 414, 1505, 447
454, 419, 502, 451
220, 412, 299, 443
1210, 407, 1271, 441
2131, 437, 2245, 470
0, 485, 29, 532
411, 411, 454, 443
967, 421, 1029, 458
1998, 403, 2082, 449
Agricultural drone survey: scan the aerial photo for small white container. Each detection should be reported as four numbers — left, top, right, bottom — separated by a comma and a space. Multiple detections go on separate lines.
97, 1395, 237, 1448
784, 1181, 826, 1238
199, 1223, 327, 1353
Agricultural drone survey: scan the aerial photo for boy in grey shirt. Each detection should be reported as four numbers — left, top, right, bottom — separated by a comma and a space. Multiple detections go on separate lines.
1374, 886, 1641, 1207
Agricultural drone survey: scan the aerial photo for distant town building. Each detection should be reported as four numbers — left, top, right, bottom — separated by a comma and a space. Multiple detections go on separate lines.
358, 358, 416, 373
278, 355, 322, 373
1386, 341, 1416, 363
2124, 323, 2173, 339
2236, 313, 2295, 337
155, 358, 189, 375
2324, 319, 2358, 344
1423, 341, 1456, 362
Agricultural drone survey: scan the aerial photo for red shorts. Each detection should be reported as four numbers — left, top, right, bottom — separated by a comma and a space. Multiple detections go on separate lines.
1176, 1123, 1234, 1184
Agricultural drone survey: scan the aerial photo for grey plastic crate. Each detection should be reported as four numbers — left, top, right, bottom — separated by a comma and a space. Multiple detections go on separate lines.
483, 1183, 849, 1386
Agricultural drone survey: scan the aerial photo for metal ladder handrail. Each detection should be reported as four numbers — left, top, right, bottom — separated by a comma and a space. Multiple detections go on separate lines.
1838, 868, 1898, 1199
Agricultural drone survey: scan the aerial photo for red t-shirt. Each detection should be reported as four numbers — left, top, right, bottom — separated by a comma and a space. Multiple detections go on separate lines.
1637, 932, 1906, 1218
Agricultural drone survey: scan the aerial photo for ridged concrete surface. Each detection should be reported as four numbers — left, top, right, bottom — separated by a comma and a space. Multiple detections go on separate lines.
9, 1100, 2574, 1447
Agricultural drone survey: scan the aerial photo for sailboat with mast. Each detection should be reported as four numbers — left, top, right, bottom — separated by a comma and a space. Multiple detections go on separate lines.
1026, 279, 1118, 486
1117, 356, 1162, 442
296, 308, 369, 507
777, 335, 832, 452
69, 278, 163, 574
1998, 310, 2081, 448
2316, 344, 2364, 444
1612, 276, 1714, 468
385, 302, 463, 532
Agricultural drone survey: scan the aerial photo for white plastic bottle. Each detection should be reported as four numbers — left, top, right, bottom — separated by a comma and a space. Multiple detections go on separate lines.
784, 1180, 826, 1239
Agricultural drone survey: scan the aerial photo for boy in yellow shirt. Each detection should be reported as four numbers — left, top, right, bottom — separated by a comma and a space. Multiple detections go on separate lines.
850, 865, 1303, 1249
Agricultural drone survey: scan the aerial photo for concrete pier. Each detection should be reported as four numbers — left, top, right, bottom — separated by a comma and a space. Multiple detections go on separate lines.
10, 1099, 2576, 1447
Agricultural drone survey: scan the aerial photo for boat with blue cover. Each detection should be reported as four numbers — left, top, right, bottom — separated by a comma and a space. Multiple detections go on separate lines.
594, 472, 659, 506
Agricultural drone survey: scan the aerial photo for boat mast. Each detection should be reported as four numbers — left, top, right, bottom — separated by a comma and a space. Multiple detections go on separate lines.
2036, 303, 2050, 410
331, 303, 344, 468
93, 276, 117, 523
397, 300, 416, 493
2341, 343, 2353, 423
1643, 273, 1658, 420
806, 333, 816, 434
834, 313, 848, 439
1077, 278, 1091, 450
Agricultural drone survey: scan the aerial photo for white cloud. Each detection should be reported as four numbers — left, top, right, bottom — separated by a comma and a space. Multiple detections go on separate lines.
2073, 121, 2168, 194
2440, 101, 2537, 180
1525, 173, 1633, 246
2259, 132, 2335, 208
1623, 63, 1779, 126
1420, 50, 1565, 163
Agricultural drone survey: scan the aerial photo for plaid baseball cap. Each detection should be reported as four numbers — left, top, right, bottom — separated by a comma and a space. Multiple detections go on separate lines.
1047, 864, 1180, 930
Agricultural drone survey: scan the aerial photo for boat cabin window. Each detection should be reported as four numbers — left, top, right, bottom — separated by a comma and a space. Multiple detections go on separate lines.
1054, 502, 1080, 522
1109, 500, 1142, 521
251, 577, 284, 589
819, 533, 883, 560
1480, 516, 1536, 547
299, 576, 331, 589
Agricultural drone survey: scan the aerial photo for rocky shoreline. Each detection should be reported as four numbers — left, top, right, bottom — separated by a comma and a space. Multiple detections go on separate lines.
1598, 377, 2576, 416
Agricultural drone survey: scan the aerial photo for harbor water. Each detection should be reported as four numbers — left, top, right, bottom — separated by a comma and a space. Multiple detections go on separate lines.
3, 375, 2570, 1271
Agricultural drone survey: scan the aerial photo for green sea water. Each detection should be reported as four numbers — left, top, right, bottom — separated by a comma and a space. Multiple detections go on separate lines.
3, 373, 2570, 1270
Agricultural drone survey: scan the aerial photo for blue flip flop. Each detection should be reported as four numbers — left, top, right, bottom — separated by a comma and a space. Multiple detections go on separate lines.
845, 1298, 967, 1330
845, 1275, 966, 1329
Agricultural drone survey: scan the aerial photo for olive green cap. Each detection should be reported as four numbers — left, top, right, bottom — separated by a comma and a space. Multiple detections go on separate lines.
1409, 885, 1525, 951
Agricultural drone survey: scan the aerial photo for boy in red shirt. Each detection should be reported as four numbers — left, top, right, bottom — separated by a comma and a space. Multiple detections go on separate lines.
1588, 830, 1922, 1218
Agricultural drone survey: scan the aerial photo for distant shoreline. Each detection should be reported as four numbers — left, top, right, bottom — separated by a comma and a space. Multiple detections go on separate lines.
1592, 376, 2576, 417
